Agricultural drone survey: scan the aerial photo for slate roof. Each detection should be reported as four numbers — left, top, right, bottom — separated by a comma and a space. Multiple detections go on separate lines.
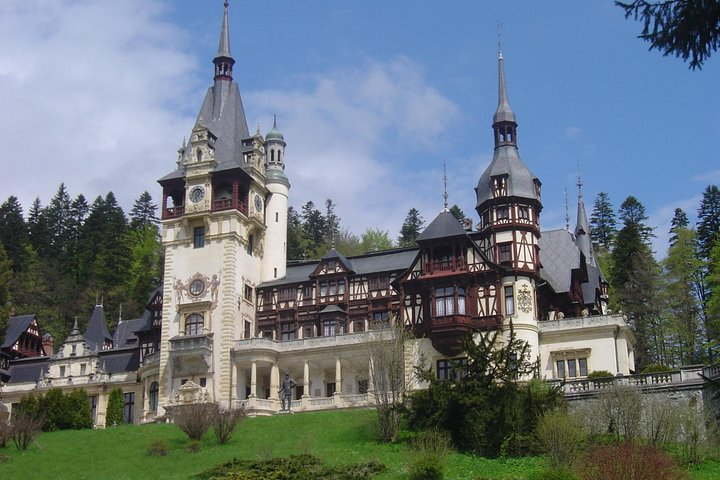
475, 146, 539, 207
417, 210, 467, 242
84, 305, 113, 351
6, 357, 48, 384
113, 318, 144, 348
259, 248, 418, 288
99, 348, 140, 374
538, 229, 581, 294
322, 248, 354, 272
1, 315, 36, 349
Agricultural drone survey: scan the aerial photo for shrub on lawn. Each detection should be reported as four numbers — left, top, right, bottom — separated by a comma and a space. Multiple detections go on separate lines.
535, 410, 587, 468
186, 439, 202, 454
11, 412, 43, 450
527, 467, 579, 480
173, 402, 218, 441
213, 405, 245, 444
105, 388, 125, 427
146, 439, 169, 457
577, 442, 688, 480
409, 453, 444, 480
0, 419, 11, 448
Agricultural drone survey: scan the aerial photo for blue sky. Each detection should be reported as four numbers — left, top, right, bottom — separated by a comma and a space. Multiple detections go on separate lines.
1, 1, 718, 257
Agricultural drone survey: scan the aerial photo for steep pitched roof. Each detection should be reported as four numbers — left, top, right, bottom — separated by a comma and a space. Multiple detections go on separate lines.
1, 315, 36, 349
538, 229, 581, 293
113, 318, 144, 348
417, 210, 467, 242
84, 305, 113, 351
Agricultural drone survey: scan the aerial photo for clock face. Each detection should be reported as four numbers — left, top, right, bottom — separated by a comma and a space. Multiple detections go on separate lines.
254, 194, 262, 212
189, 186, 205, 203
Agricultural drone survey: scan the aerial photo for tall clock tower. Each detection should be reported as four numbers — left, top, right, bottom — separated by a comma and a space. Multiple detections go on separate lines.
475, 50, 542, 361
155, 2, 286, 411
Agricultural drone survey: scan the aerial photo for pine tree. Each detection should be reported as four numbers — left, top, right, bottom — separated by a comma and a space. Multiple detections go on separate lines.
398, 208, 424, 247
590, 192, 616, 249
0, 241, 11, 334
130, 191, 159, 230
27, 197, 51, 258
324, 199, 340, 245
286, 206, 307, 261
697, 185, 720, 261
668, 207, 689, 247
449, 205, 465, 223
45, 183, 73, 258
0, 196, 28, 271
125, 225, 162, 318
301, 201, 326, 257
706, 238, 720, 359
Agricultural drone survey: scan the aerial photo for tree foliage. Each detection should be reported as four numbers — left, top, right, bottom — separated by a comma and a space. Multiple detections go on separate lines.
617, 0, 720, 69
360, 228, 393, 253
407, 328, 563, 457
590, 192, 616, 250
106, 388, 125, 427
669, 207, 689, 247
697, 185, 720, 261
398, 208, 424, 247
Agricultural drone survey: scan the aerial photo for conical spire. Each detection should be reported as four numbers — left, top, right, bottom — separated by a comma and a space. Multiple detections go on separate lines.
493, 49, 516, 125
574, 175, 596, 267
217, 1, 232, 58
213, 1, 235, 81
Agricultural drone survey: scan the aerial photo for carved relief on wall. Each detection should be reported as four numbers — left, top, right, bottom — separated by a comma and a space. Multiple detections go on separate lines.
517, 284, 533, 314
175, 273, 221, 311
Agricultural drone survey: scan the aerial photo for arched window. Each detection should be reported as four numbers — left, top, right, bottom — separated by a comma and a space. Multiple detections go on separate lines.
149, 382, 159, 413
185, 313, 204, 336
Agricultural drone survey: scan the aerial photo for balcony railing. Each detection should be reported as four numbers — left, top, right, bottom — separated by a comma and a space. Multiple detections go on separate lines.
212, 198, 248, 216
163, 206, 184, 219
169, 333, 213, 353
234, 330, 396, 354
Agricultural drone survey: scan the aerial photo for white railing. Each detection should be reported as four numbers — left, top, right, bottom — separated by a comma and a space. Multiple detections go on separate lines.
539, 314, 629, 332
233, 330, 396, 353
556, 365, 705, 397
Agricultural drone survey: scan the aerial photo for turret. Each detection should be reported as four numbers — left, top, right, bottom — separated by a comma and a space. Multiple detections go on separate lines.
262, 116, 290, 281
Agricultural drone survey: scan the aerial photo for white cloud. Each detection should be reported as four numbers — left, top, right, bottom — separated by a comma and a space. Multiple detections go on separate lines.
0, 0, 199, 211
246, 58, 461, 237
648, 194, 702, 259
692, 169, 720, 183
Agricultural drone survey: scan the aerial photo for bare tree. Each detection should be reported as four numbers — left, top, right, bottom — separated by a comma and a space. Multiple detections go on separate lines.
11, 412, 43, 450
367, 316, 412, 442
170, 402, 218, 441
213, 404, 245, 444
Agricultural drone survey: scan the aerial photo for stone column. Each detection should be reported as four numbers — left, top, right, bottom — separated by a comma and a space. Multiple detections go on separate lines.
368, 357, 375, 393
335, 357, 342, 394
270, 363, 280, 400
230, 363, 237, 405
250, 361, 257, 398
303, 360, 310, 398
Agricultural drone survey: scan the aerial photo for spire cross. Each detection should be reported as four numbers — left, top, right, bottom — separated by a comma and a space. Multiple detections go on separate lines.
564, 186, 570, 231
497, 22, 503, 57
443, 162, 449, 210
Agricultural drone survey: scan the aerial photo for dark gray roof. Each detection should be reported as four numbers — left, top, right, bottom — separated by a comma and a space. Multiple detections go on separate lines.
6, 357, 48, 384
84, 305, 113, 351
98, 348, 140, 374
259, 249, 417, 288
539, 229, 580, 293
493, 52, 516, 125
322, 249, 354, 272
582, 265, 602, 305
217, 1, 231, 58
574, 183, 596, 267
319, 305, 346, 314
113, 318, 144, 348
2, 315, 36, 349
475, 146, 539, 207
417, 210, 467, 242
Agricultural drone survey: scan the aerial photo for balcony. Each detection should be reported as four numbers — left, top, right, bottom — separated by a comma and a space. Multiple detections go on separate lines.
233, 330, 396, 355
163, 206, 184, 219
170, 333, 213, 353
212, 198, 248, 216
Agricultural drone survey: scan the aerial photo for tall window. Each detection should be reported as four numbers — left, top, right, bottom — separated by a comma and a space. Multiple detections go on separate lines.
89, 395, 98, 423
193, 226, 205, 248
280, 322, 296, 341
556, 357, 588, 379
123, 392, 135, 424
149, 382, 159, 413
319, 280, 345, 297
279, 287, 295, 302
323, 320, 336, 336
247, 234, 254, 255
434, 287, 465, 316
437, 358, 468, 380
518, 206, 529, 220
504, 286, 515, 316
369, 275, 389, 291
498, 243, 512, 263
497, 206, 509, 220
185, 313, 204, 336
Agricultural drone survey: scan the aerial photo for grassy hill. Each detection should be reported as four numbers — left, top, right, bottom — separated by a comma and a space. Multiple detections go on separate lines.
0, 408, 717, 479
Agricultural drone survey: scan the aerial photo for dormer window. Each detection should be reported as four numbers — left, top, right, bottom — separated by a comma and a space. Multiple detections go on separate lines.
492, 176, 508, 197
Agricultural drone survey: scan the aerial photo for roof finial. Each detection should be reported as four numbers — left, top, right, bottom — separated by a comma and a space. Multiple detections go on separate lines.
273, 113, 277, 129
564, 186, 570, 231
118, 303, 123, 323
577, 161, 583, 196
443, 162, 449, 210
497, 22, 503, 59
493, 35, 516, 126
218, 1, 231, 58
256, 123, 261, 136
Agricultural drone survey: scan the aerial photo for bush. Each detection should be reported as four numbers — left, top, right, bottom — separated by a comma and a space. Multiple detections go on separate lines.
597, 385, 642, 442
535, 411, 587, 468
577, 442, 688, 480
411, 429, 453, 457
172, 402, 218, 441
11, 412, 43, 450
213, 405, 245, 444
146, 439, 169, 457
409, 453, 444, 480
640, 364, 671, 374
0, 419, 11, 448
64, 389, 93, 429
186, 439, 202, 454
106, 388, 125, 427
586, 370, 613, 379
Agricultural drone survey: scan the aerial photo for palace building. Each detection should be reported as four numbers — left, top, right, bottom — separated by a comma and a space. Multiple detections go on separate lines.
0, 2, 635, 423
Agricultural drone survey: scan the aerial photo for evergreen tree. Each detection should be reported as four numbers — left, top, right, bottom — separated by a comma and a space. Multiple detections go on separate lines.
706, 238, 720, 358
449, 204, 465, 224
45, 183, 72, 258
324, 198, 341, 245
286, 206, 307, 261
590, 192, 616, 249
697, 185, 720, 261
301, 201, 326, 257
662, 227, 702, 365
0, 196, 28, 271
124, 225, 162, 317
130, 191, 159, 230
105, 388, 125, 426
0, 241, 11, 334
398, 208, 424, 247
334, 228, 362, 257
360, 228, 393, 253
668, 207, 689, 247
65, 194, 89, 281
27, 197, 51, 258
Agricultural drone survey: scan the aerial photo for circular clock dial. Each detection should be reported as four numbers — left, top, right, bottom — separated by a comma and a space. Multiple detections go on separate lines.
254, 194, 262, 211
189, 186, 205, 203
188, 279, 205, 297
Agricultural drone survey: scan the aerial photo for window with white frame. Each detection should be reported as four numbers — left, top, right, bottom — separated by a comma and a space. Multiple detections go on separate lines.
554, 353, 589, 379
504, 286, 515, 316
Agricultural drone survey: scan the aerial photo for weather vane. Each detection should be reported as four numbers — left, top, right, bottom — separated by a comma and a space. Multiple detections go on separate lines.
443, 162, 449, 210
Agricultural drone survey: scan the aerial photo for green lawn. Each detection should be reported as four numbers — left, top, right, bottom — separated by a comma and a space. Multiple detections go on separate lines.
0, 408, 717, 479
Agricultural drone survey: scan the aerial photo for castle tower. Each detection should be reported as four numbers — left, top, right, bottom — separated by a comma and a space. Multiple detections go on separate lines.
155, 1, 272, 411
262, 116, 290, 281
475, 50, 542, 360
